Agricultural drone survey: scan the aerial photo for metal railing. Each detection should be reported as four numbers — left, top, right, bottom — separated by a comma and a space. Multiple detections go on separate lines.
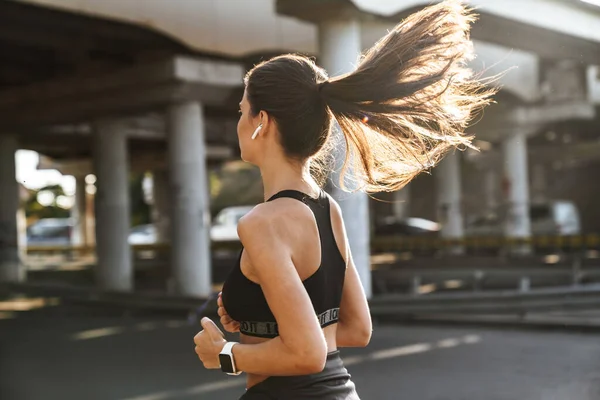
371, 234, 600, 254
368, 284, 600, 316
4, 280, 600, 322
25, 234, 600, 257
25, 241, 242, 255
372, 265, 600, 294
14, 234, 600, 322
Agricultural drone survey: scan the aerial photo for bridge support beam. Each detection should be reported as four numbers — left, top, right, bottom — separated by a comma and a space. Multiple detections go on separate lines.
151, 169, 171, 244
319, 18, 372, 299
92, 119, 133, 292
0, 135, 23, 283
435, 151, 465, 254
502, 129, 532, 254
168, 101, 212, 298
392, 185, 411, 221
485, 169, 499, 213
71, 175, 89, 246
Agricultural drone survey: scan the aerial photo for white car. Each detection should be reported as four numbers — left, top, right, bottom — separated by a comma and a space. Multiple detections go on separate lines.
26, 218, 74, 246
128, 224, 157, 245
210, 205, 255, 242
466, 200, 581, 237
127, 205, 255, 245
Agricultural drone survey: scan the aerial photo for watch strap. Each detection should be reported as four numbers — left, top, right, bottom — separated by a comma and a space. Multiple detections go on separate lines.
220, 341, 238, 356
220, 341, 242, 375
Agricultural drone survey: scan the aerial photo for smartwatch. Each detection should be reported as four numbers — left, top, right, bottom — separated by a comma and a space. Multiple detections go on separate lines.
219, 342, 242, 375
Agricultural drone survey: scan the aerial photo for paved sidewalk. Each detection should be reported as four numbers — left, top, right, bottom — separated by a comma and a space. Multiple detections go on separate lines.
410, 309, 600, 331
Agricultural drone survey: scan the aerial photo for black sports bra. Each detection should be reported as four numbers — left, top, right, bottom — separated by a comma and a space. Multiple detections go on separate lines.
221, 189, 347, 338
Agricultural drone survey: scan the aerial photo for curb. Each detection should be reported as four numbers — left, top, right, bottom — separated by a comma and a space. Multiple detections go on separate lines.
5, 282, 600, 333
375, 313, 600, 333
0, 282, 213, 315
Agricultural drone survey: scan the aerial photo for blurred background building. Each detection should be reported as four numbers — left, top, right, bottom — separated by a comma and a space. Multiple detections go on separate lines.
3, 2, 600, 400
0, 0, 599, 298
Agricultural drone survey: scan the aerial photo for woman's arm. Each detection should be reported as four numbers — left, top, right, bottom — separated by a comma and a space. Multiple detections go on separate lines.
217, 292, 240, 333
329, 199, 372, 347
228, 205, 328, 375
335, 255, 372, 347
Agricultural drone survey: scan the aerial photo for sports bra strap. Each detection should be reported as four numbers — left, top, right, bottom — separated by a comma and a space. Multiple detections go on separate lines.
266, 189, 325, 204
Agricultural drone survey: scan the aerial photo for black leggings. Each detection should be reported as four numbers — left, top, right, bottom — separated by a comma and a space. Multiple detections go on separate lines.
239, 351, 360, 400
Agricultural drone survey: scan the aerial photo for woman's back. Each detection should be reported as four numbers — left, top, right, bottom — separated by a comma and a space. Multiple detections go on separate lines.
222, 189, 350, 387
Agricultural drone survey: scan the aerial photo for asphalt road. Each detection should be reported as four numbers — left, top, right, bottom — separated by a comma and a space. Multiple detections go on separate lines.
1, 301, 600, 400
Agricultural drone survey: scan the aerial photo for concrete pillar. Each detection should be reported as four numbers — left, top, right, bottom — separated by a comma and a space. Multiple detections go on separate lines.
151, 169, 171, 244
319, 19, 372, 299
92, 120, 132, 291
484, 169, 499, 212
435, 152, 464, 254
85, 175, 96, 246
519, 276, 531, 292
17, 207, 27, 262
502, 130, 531, 243
168, 102, 211, 298
71, 176, 88, 246
531, 164, 546, 203
392, 185, 411, 220
0, 135, 23, 282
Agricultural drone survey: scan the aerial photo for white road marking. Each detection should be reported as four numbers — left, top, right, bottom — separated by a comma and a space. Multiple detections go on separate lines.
121, 334, 482, 400
343, 355, 366, 366
136, 322, 160, 331
437, 338, 461, 348
463, 335, 482, 344
70, 320, 190, 341
71, 327, 124, 340
124, 379, 246, 400
166, 320, 188, 329
370, 343, 432, 360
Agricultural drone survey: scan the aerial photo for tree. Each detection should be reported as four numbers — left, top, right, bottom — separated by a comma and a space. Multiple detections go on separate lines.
210, 161, 263, 216
24, 184, 70, 222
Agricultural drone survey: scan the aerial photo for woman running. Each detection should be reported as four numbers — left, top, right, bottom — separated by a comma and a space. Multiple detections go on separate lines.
194, 1, 494, 398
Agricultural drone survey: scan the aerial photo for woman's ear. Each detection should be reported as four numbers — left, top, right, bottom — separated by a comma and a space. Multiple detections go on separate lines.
259, 111, 271, 134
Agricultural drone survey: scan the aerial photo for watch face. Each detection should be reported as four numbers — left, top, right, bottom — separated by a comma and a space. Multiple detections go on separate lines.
219, 354, 235, 374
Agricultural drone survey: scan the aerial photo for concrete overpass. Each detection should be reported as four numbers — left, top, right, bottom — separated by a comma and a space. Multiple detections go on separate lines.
1, 0, 600, 298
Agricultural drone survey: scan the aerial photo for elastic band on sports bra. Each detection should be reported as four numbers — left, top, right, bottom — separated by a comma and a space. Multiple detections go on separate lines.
239, 307, 340, 338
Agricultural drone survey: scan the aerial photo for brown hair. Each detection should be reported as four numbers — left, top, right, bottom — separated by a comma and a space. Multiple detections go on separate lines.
244, 0, 495, 193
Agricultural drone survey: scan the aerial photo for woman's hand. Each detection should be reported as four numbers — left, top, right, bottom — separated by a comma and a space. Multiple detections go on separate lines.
217, 292, 240, 333
194, 317, 227, 369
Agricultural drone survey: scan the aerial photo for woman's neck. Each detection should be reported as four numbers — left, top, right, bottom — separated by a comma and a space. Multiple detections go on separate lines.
259, 155, 319, 202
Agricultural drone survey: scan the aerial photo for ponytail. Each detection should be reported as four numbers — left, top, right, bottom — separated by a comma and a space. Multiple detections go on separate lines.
317, 0, 496, 193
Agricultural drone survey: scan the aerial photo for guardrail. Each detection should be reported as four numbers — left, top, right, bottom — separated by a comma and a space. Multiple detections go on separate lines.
25, 234, 600, 257
0, 282, 210, 313
371, 234, 600, 253
25, 241, 243, 257
371, 264, 600, 295
4, 281, 600, 323
368, 284, 600, 316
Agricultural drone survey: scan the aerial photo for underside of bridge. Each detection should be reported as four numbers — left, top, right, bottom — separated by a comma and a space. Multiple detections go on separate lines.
1, 0, 600, 295
0, 0, 248, 165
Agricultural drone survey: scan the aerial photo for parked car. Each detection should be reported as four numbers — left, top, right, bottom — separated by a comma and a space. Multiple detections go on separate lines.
128, 224, 158, 245
466, 200, 581, 237
374, 216, 441, 237
127, 205, 255, 246
26, 218, 74, 246
210, 205, 255, 242
530, 201, 580, 236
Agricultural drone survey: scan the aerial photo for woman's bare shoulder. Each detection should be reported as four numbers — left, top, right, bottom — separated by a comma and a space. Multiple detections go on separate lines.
237, 198, 314, 238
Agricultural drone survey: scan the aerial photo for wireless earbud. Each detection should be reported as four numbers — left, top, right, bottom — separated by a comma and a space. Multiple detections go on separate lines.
251, 123, 263, 140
